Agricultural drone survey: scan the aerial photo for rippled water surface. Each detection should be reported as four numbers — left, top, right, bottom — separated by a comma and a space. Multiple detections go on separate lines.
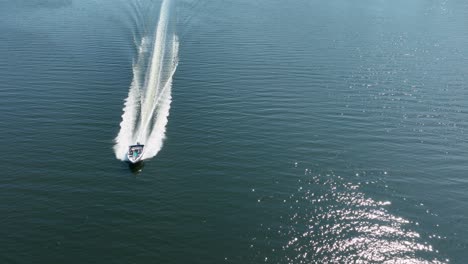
1, 0, 468, 263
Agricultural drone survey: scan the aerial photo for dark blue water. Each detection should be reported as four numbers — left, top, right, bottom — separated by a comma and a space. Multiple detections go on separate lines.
1, 0, 468, 263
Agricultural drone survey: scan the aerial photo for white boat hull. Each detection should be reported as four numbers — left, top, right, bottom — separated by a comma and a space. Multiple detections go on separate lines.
127, 144, 144, 164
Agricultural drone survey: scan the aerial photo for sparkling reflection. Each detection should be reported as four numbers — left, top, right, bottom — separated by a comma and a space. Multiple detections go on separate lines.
253, 171, 446, 263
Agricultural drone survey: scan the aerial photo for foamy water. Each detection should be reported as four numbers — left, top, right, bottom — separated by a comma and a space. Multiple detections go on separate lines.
114, 0, 178, 161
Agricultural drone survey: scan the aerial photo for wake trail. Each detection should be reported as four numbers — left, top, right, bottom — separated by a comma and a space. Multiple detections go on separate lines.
114, 0, 178, 161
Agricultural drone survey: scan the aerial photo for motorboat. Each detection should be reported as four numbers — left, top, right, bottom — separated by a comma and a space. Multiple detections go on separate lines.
127, 143, 144, 164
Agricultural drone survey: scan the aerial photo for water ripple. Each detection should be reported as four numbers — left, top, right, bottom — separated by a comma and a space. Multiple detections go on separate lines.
252, 171, 446, 263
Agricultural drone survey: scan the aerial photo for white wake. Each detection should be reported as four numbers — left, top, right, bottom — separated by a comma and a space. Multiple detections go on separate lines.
114, 0, 178, 161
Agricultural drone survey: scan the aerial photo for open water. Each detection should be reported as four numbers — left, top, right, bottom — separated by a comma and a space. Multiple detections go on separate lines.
1, 0, 468, 263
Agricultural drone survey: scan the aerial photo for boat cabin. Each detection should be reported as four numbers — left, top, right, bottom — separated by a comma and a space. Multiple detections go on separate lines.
127, 143, 144, 163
